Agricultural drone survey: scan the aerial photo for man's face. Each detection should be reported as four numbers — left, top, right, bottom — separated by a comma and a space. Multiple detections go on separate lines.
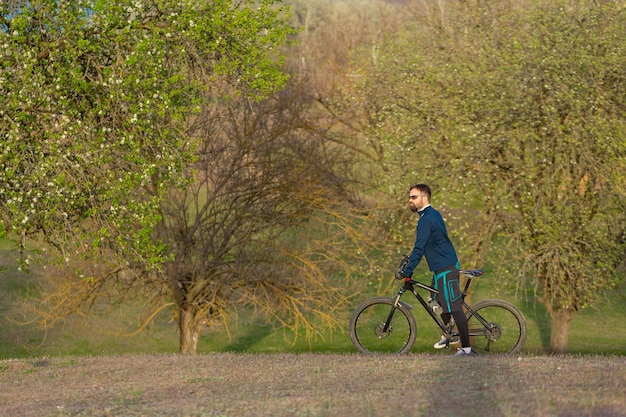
409, 191, 428, 213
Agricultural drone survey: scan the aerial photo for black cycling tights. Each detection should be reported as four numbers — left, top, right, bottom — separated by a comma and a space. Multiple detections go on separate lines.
442, 311, 471, 348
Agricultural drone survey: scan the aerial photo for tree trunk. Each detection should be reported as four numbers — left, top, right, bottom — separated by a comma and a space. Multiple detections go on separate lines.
179, 306, 201, 355
549, 307, 573, 354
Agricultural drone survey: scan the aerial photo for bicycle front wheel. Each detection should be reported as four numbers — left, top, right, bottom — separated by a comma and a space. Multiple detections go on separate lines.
466, 299, 527, 354
349, 297, 417, 355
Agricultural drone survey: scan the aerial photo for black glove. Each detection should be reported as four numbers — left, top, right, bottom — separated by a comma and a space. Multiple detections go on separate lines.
395, 255, 409, 280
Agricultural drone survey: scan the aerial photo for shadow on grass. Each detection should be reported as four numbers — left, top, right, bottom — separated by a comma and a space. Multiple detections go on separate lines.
220, 324, 273, 352
425, 355, 509, 416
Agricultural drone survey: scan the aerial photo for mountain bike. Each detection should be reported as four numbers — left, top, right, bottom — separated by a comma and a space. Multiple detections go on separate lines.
349, 256, 527, 355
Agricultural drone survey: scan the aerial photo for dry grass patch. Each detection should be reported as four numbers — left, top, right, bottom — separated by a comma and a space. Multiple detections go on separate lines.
1, 353, 624, 417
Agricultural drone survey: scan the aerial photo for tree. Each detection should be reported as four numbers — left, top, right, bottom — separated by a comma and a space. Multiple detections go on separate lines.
150, 0, 385, 353
0, 0, 314, 352
158, 82, 372, 353
336, 0, 626, 352
454, 0, 626, 352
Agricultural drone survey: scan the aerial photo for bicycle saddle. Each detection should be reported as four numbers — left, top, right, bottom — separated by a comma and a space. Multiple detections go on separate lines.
460, 269, 484, 277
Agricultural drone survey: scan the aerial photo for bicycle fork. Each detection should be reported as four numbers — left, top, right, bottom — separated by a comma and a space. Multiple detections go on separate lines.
382, 288, 409, 333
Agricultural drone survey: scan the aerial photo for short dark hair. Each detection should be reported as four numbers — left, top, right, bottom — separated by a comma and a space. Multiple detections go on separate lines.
409, 183, 431, 200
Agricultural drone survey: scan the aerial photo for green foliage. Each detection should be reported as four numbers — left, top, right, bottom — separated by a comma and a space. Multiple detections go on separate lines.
347, 0, 625, 302
325, 0, 626, 351
0, 0, 296, 271
0, 0, 305, 353
450, 1, 626, 313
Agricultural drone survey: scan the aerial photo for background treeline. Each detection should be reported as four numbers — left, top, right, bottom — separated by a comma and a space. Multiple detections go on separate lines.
1, 0, 624, 355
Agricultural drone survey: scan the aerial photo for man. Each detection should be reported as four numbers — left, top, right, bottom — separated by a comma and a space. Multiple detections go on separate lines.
401, 183, 478, 357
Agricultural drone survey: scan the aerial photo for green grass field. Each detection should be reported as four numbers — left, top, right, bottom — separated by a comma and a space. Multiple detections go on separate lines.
1, 245, 624, 358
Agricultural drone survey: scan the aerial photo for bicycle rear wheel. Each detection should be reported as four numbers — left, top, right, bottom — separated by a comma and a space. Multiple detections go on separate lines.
466, 299, 527, 354
349, 297, 417, 355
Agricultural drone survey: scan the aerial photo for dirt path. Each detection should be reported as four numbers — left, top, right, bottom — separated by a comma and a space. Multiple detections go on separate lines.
1, 353, 624, 417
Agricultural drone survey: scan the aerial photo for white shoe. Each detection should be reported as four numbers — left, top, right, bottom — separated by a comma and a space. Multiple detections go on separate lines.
453, 348, 479, 357
434, 335, 460, 349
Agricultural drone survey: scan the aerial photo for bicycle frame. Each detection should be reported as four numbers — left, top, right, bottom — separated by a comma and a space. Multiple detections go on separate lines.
387, 272, 491, 339
388, 279, 449, 335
